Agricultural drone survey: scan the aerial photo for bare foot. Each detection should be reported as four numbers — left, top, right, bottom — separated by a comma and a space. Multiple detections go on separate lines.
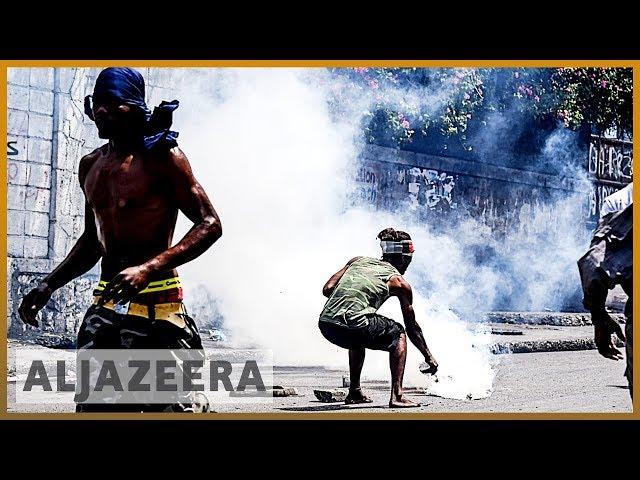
345, 388, 373, 404
389, 395, 421, 408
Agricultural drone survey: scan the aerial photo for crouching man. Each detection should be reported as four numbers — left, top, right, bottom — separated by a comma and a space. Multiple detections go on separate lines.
318, 228, 438, 408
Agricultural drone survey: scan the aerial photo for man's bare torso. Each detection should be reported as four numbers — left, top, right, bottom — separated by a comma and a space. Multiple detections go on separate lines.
81, 144, 179, 281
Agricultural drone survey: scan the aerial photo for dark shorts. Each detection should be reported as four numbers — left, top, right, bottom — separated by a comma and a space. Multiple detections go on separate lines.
75, 304, 203, 412
318, 315, 405, 352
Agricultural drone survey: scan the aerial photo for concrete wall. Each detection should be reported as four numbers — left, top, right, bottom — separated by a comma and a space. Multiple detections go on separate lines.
6, 67, 178, 337
355, 140, 632, 234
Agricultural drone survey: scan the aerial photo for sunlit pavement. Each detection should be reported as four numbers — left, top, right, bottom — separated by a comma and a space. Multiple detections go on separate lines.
7, 339, 631, 414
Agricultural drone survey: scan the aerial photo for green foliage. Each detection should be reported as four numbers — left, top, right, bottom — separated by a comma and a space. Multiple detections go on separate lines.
548, 68, 632, 135
331, 67, 632, 148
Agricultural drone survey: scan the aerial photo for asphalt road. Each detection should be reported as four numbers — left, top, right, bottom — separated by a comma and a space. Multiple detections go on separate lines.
7, 341, 631, 414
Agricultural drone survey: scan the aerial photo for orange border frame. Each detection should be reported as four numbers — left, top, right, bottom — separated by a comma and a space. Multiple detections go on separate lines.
1, 59, 638, 420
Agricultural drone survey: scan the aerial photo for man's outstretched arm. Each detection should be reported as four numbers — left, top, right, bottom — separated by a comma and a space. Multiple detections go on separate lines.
19, 158, 103, 326
102, 147, 222, 304
389, 276, 438, 373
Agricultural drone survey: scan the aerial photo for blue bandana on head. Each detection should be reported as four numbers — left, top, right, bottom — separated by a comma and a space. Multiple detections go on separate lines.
84, 67, 180, 151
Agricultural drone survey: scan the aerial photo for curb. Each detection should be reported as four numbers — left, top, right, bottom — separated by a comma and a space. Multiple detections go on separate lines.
485, 311, 626, 327
492, 337, 625, 354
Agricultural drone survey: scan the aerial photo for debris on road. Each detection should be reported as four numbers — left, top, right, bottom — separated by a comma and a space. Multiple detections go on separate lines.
228, 386, 298, 397
490, 328, 524, 336
314, 389, 347, 403
192, 392, 211, 413
402, 386, 427, 394
272, 386, 298, 397
207, 329, 227, 342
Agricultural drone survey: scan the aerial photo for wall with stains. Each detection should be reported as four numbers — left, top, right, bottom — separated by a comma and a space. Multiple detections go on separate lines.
355, 140, 632, 234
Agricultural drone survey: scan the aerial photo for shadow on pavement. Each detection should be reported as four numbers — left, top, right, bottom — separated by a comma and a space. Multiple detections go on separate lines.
277, 401, 431, 412
607, 384, 630, 390
277, 402, 385, 412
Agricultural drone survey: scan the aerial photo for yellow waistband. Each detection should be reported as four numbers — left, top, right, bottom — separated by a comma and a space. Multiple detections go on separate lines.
92, 297, 186, 328
95, 276, 181, 294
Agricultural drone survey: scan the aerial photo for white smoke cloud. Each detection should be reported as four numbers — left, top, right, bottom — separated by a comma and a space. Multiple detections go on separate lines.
163, 68, 590, 401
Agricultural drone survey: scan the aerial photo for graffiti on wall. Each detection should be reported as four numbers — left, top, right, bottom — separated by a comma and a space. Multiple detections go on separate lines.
8, 140, 22, 183
588, 137, 633, 183
586, 136, 633, 223
357, 136, 630, 234
357, 156, 584, 235
7, 140, 19, 156
354, 165, 379, 204
397, 167, 457, 212
587, 184, 623, 219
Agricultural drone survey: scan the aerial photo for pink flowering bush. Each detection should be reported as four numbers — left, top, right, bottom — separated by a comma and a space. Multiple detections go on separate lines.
329, 67, 632, 148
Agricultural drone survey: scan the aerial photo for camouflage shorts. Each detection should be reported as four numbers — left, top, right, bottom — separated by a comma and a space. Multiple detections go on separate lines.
75, 304, 204, 412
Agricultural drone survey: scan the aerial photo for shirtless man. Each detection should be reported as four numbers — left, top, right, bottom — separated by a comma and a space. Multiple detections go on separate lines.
318, 228, 438, 408
18, 67, 222, 411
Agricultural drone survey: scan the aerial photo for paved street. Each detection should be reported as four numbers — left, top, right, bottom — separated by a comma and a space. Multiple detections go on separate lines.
7, 337, 631, 414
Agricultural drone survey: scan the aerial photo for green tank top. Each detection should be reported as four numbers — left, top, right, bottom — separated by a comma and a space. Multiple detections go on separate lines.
319, 257, 401, 328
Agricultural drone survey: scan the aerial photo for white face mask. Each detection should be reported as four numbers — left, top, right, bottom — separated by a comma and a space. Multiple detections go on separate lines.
380, 240, 414, 256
